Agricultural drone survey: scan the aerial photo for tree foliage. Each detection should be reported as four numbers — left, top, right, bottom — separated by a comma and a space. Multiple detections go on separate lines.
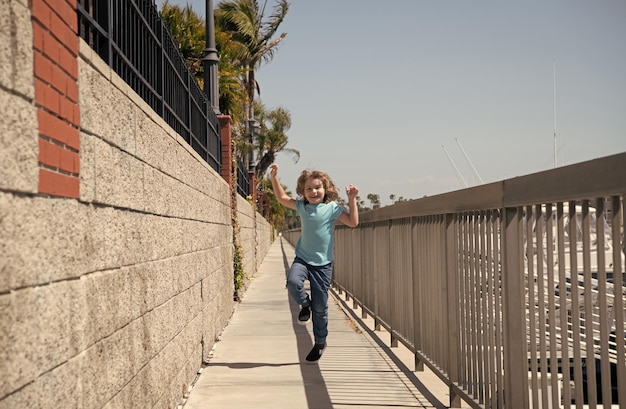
215, 0, 289, 124
161, 1, 206, 76
367, 193, 381, 210
252, 101, 299, 180
256, 177, 296, 230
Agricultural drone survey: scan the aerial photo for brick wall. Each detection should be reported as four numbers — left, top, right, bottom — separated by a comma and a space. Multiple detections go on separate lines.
219, 115, 233, 185
32, 0, 80, 198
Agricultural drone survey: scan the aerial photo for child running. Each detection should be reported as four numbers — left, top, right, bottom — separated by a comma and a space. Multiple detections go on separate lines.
269, 163, 359, 362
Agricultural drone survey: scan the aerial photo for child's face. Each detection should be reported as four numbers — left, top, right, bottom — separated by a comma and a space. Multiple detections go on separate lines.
303, 178, 325, 204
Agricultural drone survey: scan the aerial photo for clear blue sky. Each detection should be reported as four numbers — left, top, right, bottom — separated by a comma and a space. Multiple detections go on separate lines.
158, 0, 626, 206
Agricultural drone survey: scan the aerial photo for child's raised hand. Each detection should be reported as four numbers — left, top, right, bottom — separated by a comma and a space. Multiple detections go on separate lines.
345, 184, 359, 199
269, 164, 278, 179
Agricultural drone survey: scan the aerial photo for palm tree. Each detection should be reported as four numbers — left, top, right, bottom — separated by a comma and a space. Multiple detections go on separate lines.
215, 28, 248, 125
356, 196, 368, 211
253, 100, 299, 180
215, 0, 289, 129
367, 193, 381, 209
162, 0, 290, 147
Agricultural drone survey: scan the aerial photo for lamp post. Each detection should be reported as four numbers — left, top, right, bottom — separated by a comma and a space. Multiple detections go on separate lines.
248, 119, 260, 170
246, 118, 260, 197
203, 0, 219, 114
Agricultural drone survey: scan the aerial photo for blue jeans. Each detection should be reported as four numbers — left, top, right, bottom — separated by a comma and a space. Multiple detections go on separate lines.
287, 257, 333, 345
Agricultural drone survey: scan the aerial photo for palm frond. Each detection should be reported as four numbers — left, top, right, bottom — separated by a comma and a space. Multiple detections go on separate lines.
260, 0, 289, 42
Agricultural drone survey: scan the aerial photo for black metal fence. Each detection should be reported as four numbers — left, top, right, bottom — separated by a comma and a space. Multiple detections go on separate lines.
77, 0, 222, 172
237, 157, 250, 198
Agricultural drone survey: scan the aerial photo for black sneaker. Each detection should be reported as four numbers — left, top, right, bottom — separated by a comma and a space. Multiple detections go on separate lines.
305, 343, 326, 363
297, 305, 311, 325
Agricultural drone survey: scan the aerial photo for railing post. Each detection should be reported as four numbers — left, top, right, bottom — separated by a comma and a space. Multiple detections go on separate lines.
354, 228, 361, 312
445, 213, 461, 407
613, 196, 626, 404
501, 206, 528, 408
360, 226, 368, 319
388, 219, 398, 347
373, 222, 380, 331
412, 216, 424, 372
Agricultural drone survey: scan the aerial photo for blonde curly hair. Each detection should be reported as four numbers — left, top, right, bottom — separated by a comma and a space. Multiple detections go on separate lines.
296, 170, 339, 203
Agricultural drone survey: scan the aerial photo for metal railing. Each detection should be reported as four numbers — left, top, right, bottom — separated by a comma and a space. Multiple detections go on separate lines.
77, 0, 221, 172
283, 152, 626, 408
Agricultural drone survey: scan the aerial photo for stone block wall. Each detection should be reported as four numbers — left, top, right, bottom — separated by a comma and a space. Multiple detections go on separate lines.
0, 1, 272, 407
0, 0, 38, 193
235, 193, 275, 294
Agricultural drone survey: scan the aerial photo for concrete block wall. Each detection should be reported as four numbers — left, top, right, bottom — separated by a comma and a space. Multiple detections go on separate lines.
0, 0, 273, 407
237, 194, 257, 284
0, 0, 38, 193
235, 193, 274, 293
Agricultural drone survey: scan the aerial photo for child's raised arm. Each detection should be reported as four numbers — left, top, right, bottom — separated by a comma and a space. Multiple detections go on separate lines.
339, 184, 359, 227
269, 164, 296, 210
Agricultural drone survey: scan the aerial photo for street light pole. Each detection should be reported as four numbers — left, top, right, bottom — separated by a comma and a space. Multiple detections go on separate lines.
248, 119, 260, 170
203, 0, 219, 114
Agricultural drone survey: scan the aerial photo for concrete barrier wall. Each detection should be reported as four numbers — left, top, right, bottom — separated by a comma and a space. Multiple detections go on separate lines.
236, 194, 275, 293
0, 2, 272, 407
237, 193, 258, 287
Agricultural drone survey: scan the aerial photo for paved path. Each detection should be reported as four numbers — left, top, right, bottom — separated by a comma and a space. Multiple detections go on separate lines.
182, 237, 459, 409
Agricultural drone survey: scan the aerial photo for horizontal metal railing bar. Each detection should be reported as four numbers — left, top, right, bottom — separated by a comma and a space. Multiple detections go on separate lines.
361, 152, 626, 224
505, 152, 626, 206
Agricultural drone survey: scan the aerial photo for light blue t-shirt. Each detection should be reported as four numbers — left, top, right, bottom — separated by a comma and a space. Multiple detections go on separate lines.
295, 200, 345, 266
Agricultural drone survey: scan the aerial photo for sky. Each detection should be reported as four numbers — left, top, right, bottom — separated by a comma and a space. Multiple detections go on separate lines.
157, 0, 626, 206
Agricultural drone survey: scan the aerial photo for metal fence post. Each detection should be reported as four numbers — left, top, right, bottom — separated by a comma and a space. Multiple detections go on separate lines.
445, 213, 461, 407
501, 206, 528, 408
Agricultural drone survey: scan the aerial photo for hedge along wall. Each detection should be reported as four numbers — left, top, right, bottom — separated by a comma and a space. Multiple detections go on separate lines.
0, 0, 272, 407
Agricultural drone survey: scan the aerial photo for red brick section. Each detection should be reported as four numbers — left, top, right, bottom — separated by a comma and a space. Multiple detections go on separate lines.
218, 115, 256, 201
218, 115, 233, 186
32, 0, 80, 198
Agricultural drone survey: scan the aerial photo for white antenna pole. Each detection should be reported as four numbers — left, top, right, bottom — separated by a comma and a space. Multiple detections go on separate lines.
553, 61, 557, 168
443, 145, 468, 187
455, 138, 484, 184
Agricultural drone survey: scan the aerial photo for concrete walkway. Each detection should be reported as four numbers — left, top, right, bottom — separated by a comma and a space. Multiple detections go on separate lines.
182, 237, 459, 409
